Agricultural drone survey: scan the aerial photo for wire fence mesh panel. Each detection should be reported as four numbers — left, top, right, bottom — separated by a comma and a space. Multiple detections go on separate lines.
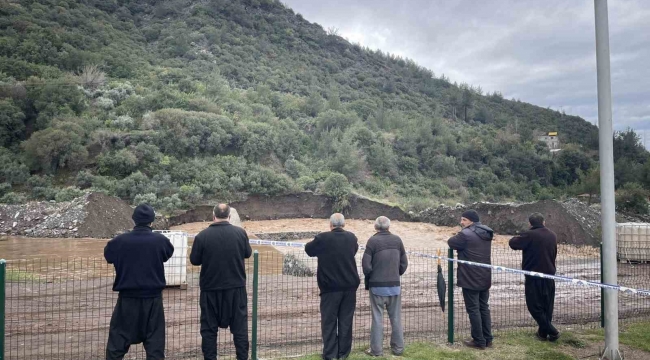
617, 223, 650, 327
4, 240, 650, 359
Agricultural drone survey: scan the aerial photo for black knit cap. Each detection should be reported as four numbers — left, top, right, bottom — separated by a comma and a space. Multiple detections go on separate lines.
132, 204, 155, 225
461, 210, 480, 223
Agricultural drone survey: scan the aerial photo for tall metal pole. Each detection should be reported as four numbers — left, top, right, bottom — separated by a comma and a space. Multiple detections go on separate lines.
594, 1, 620, 359
251, 251, 259, 360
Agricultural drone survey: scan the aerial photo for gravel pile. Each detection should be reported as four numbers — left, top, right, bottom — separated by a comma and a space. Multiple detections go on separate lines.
0, 193, 135, 238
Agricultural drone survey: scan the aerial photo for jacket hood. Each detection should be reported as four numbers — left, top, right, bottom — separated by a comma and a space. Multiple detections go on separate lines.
469, 223, 494, 241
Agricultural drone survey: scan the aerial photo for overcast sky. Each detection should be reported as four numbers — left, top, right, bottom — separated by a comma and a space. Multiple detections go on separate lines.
283, 0, 650, 148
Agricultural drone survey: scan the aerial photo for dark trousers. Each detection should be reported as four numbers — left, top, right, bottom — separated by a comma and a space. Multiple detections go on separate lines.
525, 277, 558, 337
462, 288, 493, 347
106, 295, 165, 360
200, 287, 249, 360
320, 290, 357, 360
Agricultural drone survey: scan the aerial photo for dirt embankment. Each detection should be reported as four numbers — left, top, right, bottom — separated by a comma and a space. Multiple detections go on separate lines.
3, 190, 641, 247
415, 199, 604, 246
0, 193, 135, 238
168, 192, 413, 226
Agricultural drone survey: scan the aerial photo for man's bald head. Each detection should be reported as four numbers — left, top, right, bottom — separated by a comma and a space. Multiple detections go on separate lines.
213, 204, 231, 219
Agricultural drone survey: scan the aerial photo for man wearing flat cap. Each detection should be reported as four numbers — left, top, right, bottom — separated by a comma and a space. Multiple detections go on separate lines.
448, 210, 494, 350
104, 204, 175, 360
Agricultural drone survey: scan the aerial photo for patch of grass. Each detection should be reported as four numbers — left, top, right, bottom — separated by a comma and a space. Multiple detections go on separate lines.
556, 332, 587, 349
490, 331, 574, 360
619, 321, 650, 352
289, 327, 650, 360
6, 269, 41, 282
291, 342, 476, 360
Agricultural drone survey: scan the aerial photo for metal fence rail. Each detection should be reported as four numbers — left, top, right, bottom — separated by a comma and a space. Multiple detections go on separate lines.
2, 243, 650, 359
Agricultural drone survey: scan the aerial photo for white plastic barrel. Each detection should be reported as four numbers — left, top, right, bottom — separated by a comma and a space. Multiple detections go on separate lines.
155, 230, 188, 287
616, 223, 650, 262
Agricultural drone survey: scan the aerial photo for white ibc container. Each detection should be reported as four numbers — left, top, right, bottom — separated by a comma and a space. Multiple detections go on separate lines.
155, 230, 188, 288
616, 223, 650, 262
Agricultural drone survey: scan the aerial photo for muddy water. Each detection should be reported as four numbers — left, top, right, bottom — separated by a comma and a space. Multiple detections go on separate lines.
0, 236, 108, 260
0, 234, 284, 277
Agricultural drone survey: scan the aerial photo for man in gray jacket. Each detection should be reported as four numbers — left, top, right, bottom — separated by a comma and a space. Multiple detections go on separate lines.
362, 216, 408, 356
448, 210, 494, 350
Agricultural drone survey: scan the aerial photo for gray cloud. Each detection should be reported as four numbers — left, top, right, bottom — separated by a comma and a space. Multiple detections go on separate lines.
283, 0, 650, 148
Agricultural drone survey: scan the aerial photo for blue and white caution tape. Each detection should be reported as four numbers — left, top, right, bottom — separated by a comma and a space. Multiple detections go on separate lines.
244, 239, 650, 297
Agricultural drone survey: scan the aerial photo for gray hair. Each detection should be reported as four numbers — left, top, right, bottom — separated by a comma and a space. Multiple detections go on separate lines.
374, 216, 390, 231
330, 213, 345, 228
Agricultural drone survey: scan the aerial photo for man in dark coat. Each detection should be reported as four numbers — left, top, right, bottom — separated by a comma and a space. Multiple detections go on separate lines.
447, 210, 493, 350
305, 213, 360, 360
362, 216, 408, 356
509, 212, 560, 342
190, 204, 252, 360
104, 204, 175, 360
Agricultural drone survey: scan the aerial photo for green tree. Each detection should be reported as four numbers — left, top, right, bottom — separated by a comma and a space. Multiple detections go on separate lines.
303, 92, 324, 117
553, 148, 592, 186
21, 128, 88, 173
616, 182, 649, 215
321, 173, 351, 213
461, 88, 473, 122
0, 99, 26, 147
97, 149, 139, 178
575, 167, 600, 205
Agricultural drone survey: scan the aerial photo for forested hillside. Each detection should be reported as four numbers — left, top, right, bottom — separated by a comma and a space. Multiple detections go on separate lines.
1, 0, 648, 213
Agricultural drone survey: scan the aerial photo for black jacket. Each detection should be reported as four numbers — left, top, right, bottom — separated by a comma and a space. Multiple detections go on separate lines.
362, 231, 408, 288
448, 223, 493, 291
104, 226, 175, 298
190, 222, 252, 291
305, 228, 360, 294
509, 225, 557, 275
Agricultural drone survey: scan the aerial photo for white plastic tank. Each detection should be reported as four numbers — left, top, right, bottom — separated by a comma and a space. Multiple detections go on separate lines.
155, 230, 188, 288
616, 223, 650, 262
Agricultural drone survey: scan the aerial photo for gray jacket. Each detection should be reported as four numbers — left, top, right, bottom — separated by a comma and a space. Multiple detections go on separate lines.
362, 231, 408, 289
448, 223, 493, 291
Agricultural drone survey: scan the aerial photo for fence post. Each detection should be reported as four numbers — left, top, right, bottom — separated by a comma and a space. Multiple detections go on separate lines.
0, 259, 6, 360
447, 249, 454, 344
252, 251, 259, 360
600, 243, 605, 328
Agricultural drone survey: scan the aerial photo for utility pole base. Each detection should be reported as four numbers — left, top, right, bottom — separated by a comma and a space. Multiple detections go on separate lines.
600, 346, 624, 360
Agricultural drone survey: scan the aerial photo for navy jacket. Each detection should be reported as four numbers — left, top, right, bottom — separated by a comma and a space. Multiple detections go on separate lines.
509, 225, 557, 275
305, 228, 360, 294
190, 222, 252, 291
104, 226, 175, 298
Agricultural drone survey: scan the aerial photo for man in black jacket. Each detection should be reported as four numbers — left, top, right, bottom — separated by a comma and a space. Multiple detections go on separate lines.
362, 216, 408, 357
509, 213, 560, 342
104, 204, 175, 360
190, 204, 252, 360
448, 210, 493, 350
305, 213, 360, 360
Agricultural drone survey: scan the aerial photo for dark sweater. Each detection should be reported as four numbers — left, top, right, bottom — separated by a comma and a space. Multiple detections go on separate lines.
509, 225, 557, 275
104, 226, 175, 298
362, 231, 408, 288
190, 222, 252, 291
448, 223, 493, 291
305, 228, 360, 294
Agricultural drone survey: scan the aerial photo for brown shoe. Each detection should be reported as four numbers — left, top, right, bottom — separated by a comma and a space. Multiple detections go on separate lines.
463, 340, 486, 350
486, 341, 493, 348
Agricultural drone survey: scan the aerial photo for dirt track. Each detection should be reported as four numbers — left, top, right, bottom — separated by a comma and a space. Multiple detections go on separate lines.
4, 220, 650, 359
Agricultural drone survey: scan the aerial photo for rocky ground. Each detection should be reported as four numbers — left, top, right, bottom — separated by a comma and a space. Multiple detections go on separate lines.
0, 193, 134, 238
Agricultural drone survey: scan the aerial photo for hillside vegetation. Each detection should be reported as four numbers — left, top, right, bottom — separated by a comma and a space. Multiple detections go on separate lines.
1, 0, 649, 214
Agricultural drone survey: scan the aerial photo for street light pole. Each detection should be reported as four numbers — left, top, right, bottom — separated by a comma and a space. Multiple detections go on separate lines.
594, 1, 620, 359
